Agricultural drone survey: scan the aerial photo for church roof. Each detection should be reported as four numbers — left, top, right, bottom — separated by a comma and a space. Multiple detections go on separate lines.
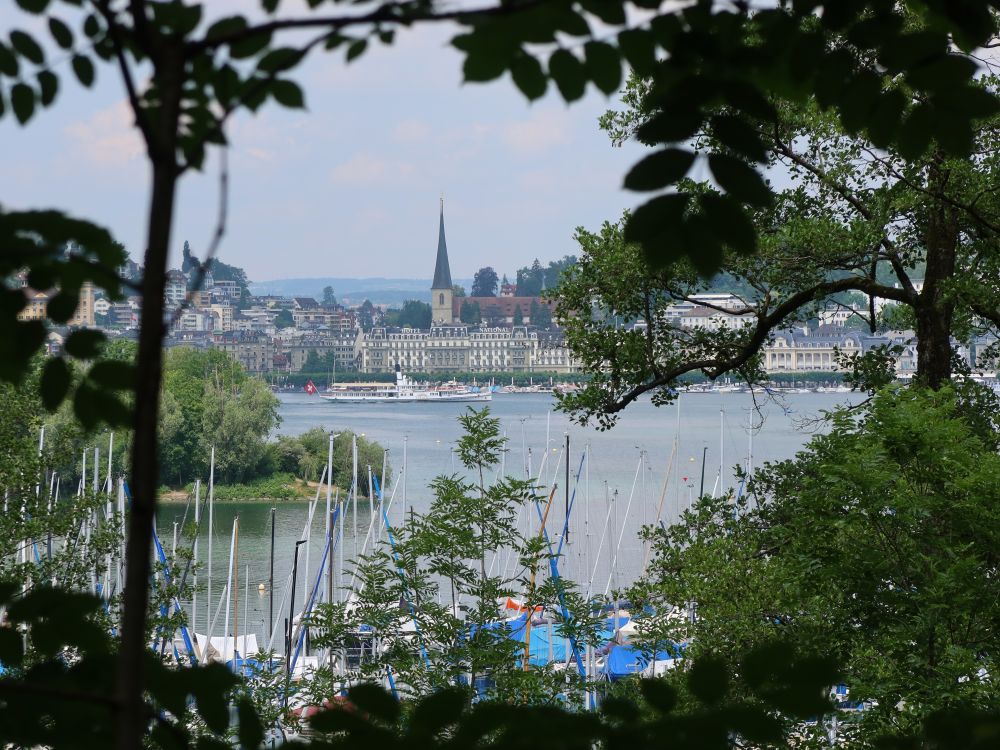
431, 200, 453, 290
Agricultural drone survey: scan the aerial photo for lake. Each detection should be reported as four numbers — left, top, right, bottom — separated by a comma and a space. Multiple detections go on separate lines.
156, 390, 852, 650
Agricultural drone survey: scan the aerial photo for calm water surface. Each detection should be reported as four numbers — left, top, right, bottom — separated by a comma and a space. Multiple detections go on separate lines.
157, 391, 852, 649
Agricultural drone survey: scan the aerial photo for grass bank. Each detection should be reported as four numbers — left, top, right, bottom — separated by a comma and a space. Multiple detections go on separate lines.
158, 472, 346, 503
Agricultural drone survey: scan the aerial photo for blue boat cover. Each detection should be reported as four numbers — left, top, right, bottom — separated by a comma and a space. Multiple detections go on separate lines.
602, 644, 683, 681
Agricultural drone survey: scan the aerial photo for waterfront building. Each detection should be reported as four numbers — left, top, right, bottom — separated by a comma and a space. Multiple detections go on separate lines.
164, 269, 188, 311
677, 305, 755, 332
278, 332, 360, 373
16, 279, 96, 327
356, 324, 578, 374
212, 331, 275, 374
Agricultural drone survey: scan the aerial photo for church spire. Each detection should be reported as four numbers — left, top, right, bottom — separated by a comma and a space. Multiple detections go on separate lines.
431, 196, 453, 290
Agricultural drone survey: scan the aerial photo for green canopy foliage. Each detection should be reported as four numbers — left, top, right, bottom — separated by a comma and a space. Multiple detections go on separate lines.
635, 384, 1000, 741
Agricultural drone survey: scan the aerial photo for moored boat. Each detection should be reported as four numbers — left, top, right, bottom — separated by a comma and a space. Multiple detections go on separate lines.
319, 365, 491, 403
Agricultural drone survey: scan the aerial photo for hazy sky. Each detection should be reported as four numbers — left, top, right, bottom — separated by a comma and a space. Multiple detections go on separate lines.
1, 7, 648, 283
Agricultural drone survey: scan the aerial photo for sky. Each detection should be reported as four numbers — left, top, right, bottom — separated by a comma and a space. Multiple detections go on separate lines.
1, 5, 648, 283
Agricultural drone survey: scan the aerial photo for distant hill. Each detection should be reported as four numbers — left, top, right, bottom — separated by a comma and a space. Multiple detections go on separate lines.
249, 277, 473, 307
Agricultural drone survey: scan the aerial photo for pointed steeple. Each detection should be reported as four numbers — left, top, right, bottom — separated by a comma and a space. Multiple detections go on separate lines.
431, 197, 453, 291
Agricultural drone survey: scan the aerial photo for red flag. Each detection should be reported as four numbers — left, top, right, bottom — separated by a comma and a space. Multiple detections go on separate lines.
304, 380, 317, 395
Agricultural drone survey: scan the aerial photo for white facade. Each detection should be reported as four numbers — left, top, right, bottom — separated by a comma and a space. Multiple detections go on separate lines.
356, 325, 578, 374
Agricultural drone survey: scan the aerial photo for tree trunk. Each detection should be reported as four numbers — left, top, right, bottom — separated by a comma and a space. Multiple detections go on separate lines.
915, 157, 958, 391
115, 46, 183, 750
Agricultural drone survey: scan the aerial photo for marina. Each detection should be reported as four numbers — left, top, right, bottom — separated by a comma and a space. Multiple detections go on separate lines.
156, 389, 855, 661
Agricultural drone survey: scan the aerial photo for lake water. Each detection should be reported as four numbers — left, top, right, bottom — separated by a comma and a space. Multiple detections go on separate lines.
156, 390, 852, 650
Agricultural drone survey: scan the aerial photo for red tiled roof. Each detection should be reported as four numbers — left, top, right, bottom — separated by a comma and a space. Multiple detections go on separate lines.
452, 296, 555, 316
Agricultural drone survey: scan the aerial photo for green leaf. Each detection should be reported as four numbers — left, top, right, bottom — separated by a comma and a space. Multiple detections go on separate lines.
257, 46, 304, 73
708, 154, 772, 207
10, 83, 34, 125
37, 70, 57, 106
48, 17, 74, 49
636, 108, 705, 144
346, 39, 367, 63
878, 30, 947, 73
688, 656, 729, 705
206, 15, 248, 43
236, 698, 263, 749
88, 360, 135, 390
710, 114, 768, 162
896, 103, 934, 160
229, 29, 272, 59
190, 665, 240, 735
700, 193, 756, 255
624, 193, 690, 244
0, 628, 24, 668
15, 0, 50, 13
63, 329, 105, 359
0, 42, 19, 76
347, 684, 400, 724
548, 49, 586, 102
640, 678, 677, 713
72, 54, 95, 87
579, 0, 626, 25
601, 696, 640, 722
623, 148, 695, 191
10, 30, 44, 65
907, 54, 978, 92
935, 113, 973, 156
865, 88, 905, 148
583, 41, 621, 95
617, 28, 657, 77
409, 687, 466, 735
46, 290, 78, 322
40, 357, 71, 411
463, 50, 506, 83
510, 53, 546, 101
83, 13, 101, 39
838, 70, 881, 134
271, 79, 304, 108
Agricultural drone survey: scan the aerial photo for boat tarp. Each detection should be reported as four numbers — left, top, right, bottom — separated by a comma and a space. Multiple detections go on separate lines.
193, 633, 259, 661
466, 615, 572, 667
602, 644, 682, 681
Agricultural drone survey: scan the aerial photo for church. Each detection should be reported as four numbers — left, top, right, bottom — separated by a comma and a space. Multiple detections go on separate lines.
350, 202, 576, 375
430, 201, 557, 327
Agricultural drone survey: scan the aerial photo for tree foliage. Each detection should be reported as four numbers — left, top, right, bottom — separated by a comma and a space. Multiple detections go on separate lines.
3, 1, 1000, 747
459, 299, 482, 325
558, 61, 1000, 424
635, 384, 1000, 742
471, 266, 499, 297
395, 299, 432, 329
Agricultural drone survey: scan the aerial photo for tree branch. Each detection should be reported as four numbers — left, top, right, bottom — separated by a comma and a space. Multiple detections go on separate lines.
770, 127, 919, 302
186, 0, 547, 54
600, 276, 912, 415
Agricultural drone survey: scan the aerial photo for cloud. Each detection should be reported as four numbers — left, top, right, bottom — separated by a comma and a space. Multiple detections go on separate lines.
500, 109, 572, 156
391, 119, 432, 144
330, 153, 416, 184
64, 101, 144, 167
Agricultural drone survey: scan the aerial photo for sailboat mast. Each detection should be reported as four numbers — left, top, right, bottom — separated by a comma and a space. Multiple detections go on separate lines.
207, 447, 215, 634
192, 480, 200, 640
326, 432, 333, 606
234, 516, 240, 660
352, 434, 358, 561
222, 517, 236, 663
720, 409, 724, 496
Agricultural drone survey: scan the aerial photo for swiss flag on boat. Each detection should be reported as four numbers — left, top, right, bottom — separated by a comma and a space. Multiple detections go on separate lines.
304, 380, 317, 395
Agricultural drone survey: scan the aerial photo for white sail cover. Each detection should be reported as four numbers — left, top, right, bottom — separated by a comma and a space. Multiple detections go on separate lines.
193, 633, 259, 662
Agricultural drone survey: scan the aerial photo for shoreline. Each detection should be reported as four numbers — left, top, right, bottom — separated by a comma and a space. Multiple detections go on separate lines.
157, 477, 353, 504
